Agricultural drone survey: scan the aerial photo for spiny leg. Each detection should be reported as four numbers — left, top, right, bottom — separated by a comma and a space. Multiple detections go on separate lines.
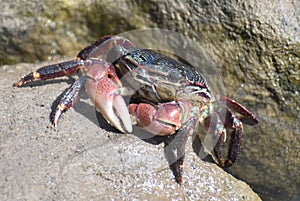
205, 112, 227, 168
214, 109, 243, 168
51, 75, 87, 126
213, 131, 226, 168
225, 116, 243, 167
219, 96, 258, 125
15, 60, 85, 87
164, 117, 198, 184
15, 35, 136, 87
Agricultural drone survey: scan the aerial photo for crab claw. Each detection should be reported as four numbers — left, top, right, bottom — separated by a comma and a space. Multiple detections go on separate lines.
84, 60, 132, 133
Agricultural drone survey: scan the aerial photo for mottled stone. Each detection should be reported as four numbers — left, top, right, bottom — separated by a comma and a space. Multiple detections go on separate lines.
0, 0, 299, 200
0, 63, 261, 200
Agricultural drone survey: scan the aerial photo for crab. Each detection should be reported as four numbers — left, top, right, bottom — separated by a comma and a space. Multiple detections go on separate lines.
15, 35, 258, 184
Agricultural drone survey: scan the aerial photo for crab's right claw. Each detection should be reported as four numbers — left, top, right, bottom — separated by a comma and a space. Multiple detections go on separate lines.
85, 62, 132, 133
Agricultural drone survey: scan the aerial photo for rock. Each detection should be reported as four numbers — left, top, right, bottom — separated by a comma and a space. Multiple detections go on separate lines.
140, 1, 300, 200
0, 63, 261, 200
0, 0, 299, 200
0, 0, 152, 65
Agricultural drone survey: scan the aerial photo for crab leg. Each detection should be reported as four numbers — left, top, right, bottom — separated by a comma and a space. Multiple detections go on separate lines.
203, 110, 228, 168
214, 109, 243, 168
213, 131, 226, 167
163, 117, 198, 184
15, 36, 135, 87
172, 116, 198, 184
219, 96, 258, 125
51, 75, 87, 126
15, 60, 85, 87
224, 112, 243, 168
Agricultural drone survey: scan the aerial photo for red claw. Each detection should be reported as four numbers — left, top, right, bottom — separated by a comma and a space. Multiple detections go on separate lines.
129, 103, 178, 135
85, 60, 132, 133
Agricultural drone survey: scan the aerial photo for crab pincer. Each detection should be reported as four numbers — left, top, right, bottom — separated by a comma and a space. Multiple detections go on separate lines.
84, 60, 132, 133
15, 58, 132, 133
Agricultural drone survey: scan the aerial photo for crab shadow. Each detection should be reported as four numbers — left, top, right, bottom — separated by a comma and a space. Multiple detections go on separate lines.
50, 88, 121, 133
50, 88, 218, 182
71, 101, 217, 182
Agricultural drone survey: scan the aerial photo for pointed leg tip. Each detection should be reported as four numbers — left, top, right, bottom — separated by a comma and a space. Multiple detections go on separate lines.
50, 117, 59, 129
50, 114, 60, 128
225, 160, 234, 168
49, 117, 57, 128
51, 121, 57, 128
14, 79, 25, 87
218, 158, 225, 168
176, 176, 183, 185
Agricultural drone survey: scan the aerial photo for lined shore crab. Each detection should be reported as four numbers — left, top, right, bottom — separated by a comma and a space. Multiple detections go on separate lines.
15, 35, 258, 183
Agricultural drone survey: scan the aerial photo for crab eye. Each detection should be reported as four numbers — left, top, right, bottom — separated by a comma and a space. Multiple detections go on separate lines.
168, 69, 184, 82
128, 50, 155, 65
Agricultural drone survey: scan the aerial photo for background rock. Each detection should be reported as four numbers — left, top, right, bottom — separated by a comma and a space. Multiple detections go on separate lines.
1, 63, 261, 200
0, 0, 299, 200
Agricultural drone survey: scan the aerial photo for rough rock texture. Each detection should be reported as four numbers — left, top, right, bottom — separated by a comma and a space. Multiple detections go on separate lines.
143, 1, 300, 201
1, 63, 261, 200
0, 0, 153, 65
0, 0, 299, 200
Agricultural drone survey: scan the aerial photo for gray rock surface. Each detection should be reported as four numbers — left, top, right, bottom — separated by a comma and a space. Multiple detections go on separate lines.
0, 0, 299, 200
1, 63, 261, 200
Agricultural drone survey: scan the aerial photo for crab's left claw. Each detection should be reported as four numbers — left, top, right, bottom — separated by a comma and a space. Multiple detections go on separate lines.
85, 60, 132, 133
